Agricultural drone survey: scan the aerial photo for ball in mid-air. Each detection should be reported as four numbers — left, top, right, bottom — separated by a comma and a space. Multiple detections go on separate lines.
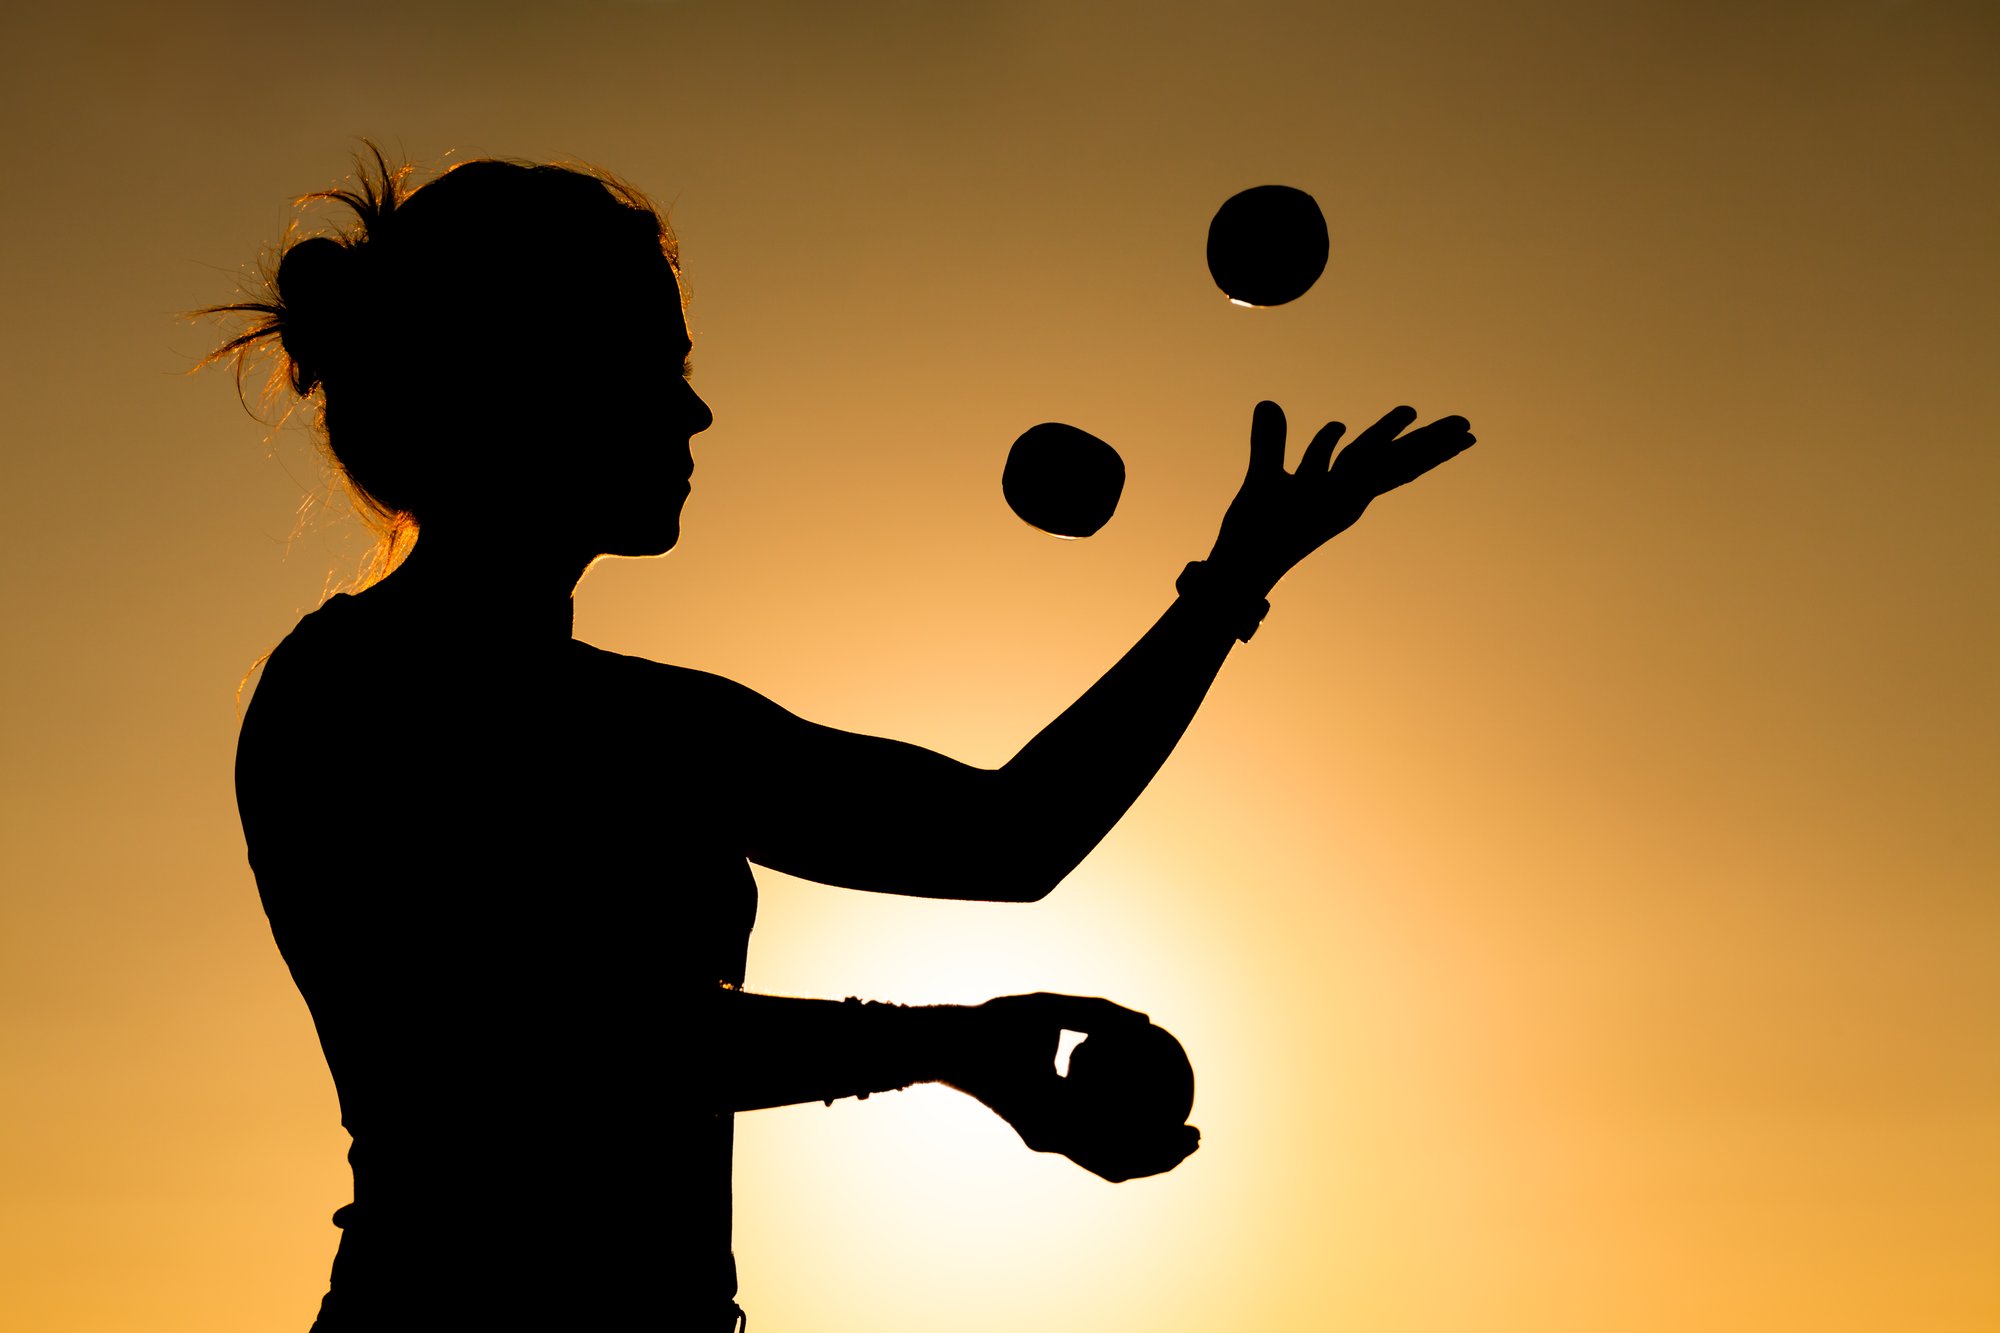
1002, 422, 1126, 538
1206, 184, 1329, 307
1065, 1020, 1196, 1128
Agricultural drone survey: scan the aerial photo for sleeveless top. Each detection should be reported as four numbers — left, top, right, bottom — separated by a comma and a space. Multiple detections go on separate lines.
236, 592, 758, 1329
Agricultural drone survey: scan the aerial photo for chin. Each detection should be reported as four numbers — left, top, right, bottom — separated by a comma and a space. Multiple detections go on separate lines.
606, 523, 681, 559
594, 497, 686, 559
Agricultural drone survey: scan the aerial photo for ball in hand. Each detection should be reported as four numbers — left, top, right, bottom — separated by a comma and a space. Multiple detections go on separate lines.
1002, 422, 1126, 538
1206, 184, 1329, 307
1065, 1020, 1195, 1128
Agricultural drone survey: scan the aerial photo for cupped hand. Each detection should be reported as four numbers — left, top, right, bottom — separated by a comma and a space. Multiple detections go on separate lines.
946, 992, 1200, 1183
1208, 401, 1476, 593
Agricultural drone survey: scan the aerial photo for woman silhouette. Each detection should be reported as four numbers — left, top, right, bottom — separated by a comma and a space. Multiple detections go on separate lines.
216, 151, 1474, 1331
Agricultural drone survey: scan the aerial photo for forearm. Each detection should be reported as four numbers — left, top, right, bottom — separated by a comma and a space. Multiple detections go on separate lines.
991, 570, 1266, 896
707, 987, 967, 1113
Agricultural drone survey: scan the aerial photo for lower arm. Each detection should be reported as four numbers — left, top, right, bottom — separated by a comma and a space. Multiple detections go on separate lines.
710, 988, 967, 1113
991, 590, 1247, 888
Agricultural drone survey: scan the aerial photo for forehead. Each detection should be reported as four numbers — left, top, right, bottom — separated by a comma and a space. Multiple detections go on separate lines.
581, 245, 689, 343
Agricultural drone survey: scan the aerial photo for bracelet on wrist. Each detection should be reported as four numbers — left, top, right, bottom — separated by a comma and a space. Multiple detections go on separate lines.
822, 998, 951, 1106
1176, 560, 1270, 642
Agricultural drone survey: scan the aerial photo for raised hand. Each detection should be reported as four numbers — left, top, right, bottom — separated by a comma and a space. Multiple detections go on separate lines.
1208, 401, 1476, 594
946, 992, 1200, 1183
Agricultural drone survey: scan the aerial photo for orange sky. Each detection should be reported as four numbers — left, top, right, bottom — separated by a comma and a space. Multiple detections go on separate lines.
2, 2, 1995, 1330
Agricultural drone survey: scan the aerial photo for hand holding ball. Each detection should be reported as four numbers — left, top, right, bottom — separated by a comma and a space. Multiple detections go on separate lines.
958, 995, 1198, 1182
1065, 1019, 1196, 1131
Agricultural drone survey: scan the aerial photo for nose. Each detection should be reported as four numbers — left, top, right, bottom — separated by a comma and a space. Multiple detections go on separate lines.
683, 379, 713, 436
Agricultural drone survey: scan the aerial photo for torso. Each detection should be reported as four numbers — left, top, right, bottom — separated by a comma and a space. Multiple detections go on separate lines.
236, 591, 757, 1326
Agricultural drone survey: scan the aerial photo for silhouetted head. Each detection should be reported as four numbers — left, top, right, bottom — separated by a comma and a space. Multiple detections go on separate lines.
209, 147, 713, 577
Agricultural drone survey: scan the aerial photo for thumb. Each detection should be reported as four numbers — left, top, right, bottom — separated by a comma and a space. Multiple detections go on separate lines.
1245, 400, 1286, 482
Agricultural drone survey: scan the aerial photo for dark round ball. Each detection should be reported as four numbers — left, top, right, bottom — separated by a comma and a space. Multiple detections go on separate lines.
1206, 184, 1329, 307
1066, 1021, 1196, 1128
1002, 422, 1126, 538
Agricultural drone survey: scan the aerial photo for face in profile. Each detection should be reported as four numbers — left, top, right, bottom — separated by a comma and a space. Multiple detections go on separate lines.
511, 246, 713, 562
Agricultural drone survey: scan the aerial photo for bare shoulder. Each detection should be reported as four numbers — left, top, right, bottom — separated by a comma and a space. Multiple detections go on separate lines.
568, 639, 788, 724
239, 595, 361, 717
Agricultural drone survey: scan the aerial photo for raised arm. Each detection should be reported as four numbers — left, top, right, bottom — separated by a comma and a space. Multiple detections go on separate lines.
738, 401, 1475, 899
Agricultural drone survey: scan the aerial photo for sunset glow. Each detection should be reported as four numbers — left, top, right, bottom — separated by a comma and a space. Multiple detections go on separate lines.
2, 3, 1995, 1332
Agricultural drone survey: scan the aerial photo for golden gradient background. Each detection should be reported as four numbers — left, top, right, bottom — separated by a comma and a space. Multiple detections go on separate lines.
3, 2, 1994, 1329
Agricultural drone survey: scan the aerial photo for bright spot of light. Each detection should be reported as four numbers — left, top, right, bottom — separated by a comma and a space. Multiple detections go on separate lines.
1055, 1029, 1084, 1077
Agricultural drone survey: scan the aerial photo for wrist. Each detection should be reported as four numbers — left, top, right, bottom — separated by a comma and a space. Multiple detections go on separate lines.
1175, 560, 1272, 642
821, 999, 968, 1104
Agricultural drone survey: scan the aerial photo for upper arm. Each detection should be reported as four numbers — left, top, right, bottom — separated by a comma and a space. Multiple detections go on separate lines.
660, 667, 1051, 901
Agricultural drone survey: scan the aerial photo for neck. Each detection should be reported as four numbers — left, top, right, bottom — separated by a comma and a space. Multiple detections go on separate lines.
375, 527, 589, 642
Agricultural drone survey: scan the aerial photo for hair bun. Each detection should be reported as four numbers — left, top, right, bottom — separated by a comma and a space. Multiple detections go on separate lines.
275, 235, 359, 393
